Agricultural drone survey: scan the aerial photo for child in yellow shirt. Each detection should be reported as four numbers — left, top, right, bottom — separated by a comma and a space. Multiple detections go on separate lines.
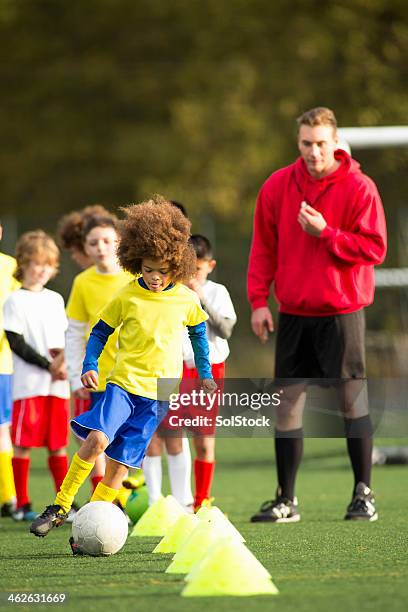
31, 197, 216, 540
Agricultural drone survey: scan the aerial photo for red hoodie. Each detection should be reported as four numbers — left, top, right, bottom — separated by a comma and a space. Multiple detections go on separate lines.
247, 150, 387, 316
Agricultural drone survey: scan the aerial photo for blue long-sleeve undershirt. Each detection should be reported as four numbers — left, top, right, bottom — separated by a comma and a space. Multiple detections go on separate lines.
81, 318, 212, 380
82, 319, 115, 375
187, 322, 212, 379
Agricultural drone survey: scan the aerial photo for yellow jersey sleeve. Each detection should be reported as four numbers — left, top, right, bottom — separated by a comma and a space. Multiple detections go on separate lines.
186, 293, 209, 327
66, 276, 88, 322
0, 254, 20, 374
99, 294, 123, 329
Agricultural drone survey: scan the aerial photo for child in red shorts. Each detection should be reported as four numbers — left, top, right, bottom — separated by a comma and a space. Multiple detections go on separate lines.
3, 231, 70, 520
160, 234, 236, 510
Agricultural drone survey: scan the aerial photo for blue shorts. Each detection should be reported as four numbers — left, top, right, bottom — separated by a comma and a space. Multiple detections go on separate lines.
0, 374, 13, 425
90, 391, 104, 409
71, 383, 169, 468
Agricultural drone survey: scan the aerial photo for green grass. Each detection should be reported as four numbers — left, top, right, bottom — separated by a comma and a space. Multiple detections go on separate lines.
1, 438, 408, 612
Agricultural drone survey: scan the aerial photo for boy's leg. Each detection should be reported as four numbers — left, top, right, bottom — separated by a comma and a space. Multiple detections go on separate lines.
48, 449, 69, 493
90, 454, 106, 492
91, 459, 128, 503
30, 431, 108, 537
143, 433, 163, 505
193, 436, 216, 510
54, 432, 108, 512
0, 376, 16, 511
12, 447, 30, 509
0, 424, 16, 509
166, 435, 194, 509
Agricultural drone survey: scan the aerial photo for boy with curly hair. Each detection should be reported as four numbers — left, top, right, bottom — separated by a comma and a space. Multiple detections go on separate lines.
31, 197, 216, 538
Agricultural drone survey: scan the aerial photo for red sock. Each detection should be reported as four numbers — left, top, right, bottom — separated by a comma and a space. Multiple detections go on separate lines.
48, 455, 69, 492
91, 475, 104, 492
12, 457, 30, 508
194, 459, 216, 509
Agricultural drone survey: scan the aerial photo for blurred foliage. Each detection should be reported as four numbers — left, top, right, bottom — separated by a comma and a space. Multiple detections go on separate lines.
0, 0, 407, 371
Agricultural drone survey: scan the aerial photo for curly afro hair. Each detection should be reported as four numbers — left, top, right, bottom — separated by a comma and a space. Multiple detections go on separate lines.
117, 195, 196, 283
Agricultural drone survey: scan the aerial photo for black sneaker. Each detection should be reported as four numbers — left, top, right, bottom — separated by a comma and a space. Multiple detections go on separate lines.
12, 502, 38, 522
69, 536, 84, 556
345, 482, 378, 521
1, 501, 16, 517
30, 504, 68, 537
251, 491, 300, 523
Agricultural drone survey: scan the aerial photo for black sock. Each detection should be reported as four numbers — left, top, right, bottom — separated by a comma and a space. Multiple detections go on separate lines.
274, 428, 304, 501
344, 416, 373, 491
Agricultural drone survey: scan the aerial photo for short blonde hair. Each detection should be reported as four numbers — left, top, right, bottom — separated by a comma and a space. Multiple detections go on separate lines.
14, 230, 60, 281
297, 107, 337, 133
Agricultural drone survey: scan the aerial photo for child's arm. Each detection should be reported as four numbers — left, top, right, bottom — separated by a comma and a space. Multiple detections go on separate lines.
66, 318, 88, 392
187, 322, 217, 394
5, 331, 51, 370
81, 319, 115, 389
199, 296, 236, 340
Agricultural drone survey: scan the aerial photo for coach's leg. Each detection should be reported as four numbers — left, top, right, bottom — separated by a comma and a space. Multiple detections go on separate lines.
274, 383, 306, 500
341, 379, 373, 490
337, 311, 373, 492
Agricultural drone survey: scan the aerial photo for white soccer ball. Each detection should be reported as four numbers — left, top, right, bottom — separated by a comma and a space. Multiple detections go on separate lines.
71, 501, 129, 556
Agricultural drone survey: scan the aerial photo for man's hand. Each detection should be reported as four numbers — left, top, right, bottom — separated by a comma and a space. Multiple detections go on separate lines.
251, 307, 274, 343
81, 370, 99, 390
298, 204, 327, 237
202, 378, 217, 395
73, 388, 91, 400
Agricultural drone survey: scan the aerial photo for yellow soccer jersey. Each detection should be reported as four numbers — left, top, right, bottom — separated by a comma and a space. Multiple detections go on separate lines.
66, 266, 132, 391
100, 280, 208, 399
0, 253, 20, 374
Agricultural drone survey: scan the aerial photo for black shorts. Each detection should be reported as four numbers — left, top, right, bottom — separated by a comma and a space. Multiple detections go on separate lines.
275, 310, 366, 380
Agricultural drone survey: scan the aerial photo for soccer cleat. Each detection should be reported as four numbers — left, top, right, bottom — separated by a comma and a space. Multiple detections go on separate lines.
12, 503, 38, 522
1, 500, 16, 518
121, 473, 145, 490
250, 491, 300, 523
69, 536, 84, 556
29, 504, 68, 537
344, 482, 378, 521
194, 497, 214, 513
65, 502, 80, 524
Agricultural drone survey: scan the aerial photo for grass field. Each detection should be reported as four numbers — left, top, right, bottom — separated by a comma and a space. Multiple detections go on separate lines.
1, 437, 407, 612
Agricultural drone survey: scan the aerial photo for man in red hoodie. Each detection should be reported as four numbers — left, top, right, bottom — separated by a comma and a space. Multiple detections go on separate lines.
247, 107, 386, 523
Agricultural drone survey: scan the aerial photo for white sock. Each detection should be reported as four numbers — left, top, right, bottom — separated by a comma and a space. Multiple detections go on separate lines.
143, 455, 162, 505
167, 438, 194, 506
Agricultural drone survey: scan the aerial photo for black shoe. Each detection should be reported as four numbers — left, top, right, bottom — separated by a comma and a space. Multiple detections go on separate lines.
345, 482, 378, 521
1, 501, 16, 517
69, 536, 84, 556
12, 503, 38, 522
251, 490, 300, 523
30, 504, 68, 537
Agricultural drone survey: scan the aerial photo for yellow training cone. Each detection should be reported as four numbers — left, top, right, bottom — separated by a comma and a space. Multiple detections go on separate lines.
152, 513, 200, 553
165, 520, 224, 574
130, 495, 185, 537
196, 505, 245, 542
182, 537, 279, 597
